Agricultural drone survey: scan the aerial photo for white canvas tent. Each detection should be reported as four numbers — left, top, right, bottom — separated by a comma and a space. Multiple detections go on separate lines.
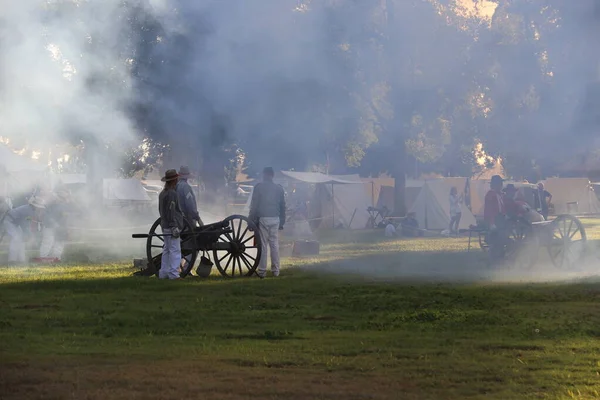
324, 174, 372, 229
541, 178, 600, 214
243, 171, 368, 229
409, 179, 476, 231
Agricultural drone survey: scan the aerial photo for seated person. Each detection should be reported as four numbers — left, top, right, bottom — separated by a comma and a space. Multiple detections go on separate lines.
401, 212, 420, 237
384, 219, 397, 237
504, 184, 544, 223
503, 184, 520, 219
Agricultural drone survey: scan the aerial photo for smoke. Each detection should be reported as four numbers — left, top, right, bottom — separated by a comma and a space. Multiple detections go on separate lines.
0, 0, 141, 156
0, 1, 599, 264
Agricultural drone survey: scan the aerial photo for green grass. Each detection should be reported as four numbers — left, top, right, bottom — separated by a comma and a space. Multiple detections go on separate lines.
1, 221, 600, 399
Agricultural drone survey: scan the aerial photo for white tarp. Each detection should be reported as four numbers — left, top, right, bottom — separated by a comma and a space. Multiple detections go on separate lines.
409, 179, 476, 231
103, 179, 151, 202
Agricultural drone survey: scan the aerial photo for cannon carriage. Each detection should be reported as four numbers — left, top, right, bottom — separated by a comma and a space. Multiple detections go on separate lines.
469, 214, 587, 269
133, 215, 262, 278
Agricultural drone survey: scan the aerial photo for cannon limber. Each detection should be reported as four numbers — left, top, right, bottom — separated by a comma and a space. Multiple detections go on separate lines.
132, 215, 262, 278
468, 214, 587, 269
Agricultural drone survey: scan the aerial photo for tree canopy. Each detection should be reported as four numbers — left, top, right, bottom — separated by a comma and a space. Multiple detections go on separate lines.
0, 0, 599, 192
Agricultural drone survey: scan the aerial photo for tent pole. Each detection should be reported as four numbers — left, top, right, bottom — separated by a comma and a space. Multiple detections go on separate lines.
372, 181, 375, 207
332, 183, 335, 228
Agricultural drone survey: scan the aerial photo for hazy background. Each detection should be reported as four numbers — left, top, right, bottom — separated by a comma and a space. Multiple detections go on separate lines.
0, 0, 599, 268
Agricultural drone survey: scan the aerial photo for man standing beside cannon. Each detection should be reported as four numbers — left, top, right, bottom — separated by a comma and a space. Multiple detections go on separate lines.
159, 169, 184, 280
249, 167, 286, 278
176, 166, 204, 275
176, 166, 203, 227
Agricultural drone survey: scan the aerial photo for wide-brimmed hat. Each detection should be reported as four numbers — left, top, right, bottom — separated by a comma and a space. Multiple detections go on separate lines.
161, 169, 179, 182
491, 175, 503, 185
28, 196, 46, 209
178, 166, 193, 178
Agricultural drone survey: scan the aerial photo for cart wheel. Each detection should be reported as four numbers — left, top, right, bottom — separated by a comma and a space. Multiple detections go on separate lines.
146, 217, 198, 278
547, 214, 587, 269
504, 220, 539, 269
212, 215, 262, 278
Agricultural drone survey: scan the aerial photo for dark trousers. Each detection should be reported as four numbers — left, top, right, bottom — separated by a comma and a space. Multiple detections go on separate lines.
449, 213, 461, 233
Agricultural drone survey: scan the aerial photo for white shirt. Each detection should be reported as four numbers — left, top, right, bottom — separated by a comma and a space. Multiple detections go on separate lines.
449, 194, 462, 216
385, 223, 396, 237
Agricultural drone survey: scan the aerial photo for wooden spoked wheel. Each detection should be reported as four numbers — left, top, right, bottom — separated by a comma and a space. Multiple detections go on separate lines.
547, 214, 587, 270
212, 215, 262, 278
146, 218, 199, 278
503, 219, 539, 269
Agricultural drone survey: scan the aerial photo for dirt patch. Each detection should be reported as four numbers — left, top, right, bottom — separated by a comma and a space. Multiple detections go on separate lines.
0, 358, 416, 400
13, 304, 59, 310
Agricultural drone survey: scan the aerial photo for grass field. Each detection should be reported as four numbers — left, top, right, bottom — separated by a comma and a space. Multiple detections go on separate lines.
1, 220, 600, 399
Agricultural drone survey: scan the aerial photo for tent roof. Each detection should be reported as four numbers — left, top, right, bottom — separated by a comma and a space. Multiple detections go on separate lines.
279, 170, 361, 184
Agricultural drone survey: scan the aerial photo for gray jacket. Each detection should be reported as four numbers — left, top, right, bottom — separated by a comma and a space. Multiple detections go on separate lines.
159, 189, 184, 231
249, 181, 286, 227
176, 180, 199, 221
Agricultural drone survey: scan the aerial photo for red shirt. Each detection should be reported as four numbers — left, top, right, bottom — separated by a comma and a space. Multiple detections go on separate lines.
484, 190, 505, 225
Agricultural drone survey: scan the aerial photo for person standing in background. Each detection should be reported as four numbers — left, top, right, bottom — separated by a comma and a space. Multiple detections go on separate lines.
38, 188, 70, 262
176, 166, 203, 226
535, 182, 552, 220
158, 169, 184, 280
3, 197, 45, 264
249, 167, 286, 278
176, 166, 203, 275
448, 186, 463, 236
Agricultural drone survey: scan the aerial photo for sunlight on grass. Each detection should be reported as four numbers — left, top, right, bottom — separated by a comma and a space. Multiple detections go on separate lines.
2, 219, 600, 399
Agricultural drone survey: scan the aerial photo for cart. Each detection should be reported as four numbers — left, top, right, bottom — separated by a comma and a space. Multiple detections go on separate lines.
468, 214, 587, 269
132, 215, 262, 278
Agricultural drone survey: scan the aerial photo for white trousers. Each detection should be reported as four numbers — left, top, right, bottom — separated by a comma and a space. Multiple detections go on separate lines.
4, 220, 26, 263
39, 227, 65, 259
258, 217, 281, 276
159, 228, 181, 280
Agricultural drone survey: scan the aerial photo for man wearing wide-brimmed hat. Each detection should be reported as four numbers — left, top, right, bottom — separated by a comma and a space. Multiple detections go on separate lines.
2, 196, 45, 264
38, 187, 71, 262
176, 166, 203, 226
158, 169, 184, 279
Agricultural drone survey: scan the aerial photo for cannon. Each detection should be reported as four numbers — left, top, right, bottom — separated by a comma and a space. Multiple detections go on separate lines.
132, 215, 262, 278
469, 214, 587, 269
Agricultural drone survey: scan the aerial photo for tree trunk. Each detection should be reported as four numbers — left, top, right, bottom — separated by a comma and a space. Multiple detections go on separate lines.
393, 172, 406, 217
392, 137, 407, 216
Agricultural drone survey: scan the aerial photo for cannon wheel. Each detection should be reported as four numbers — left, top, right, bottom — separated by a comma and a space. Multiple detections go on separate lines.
212, 215, 262, 278
504, 219, 539, 269
547, 214, 587, 269
146, 218, 199, 278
